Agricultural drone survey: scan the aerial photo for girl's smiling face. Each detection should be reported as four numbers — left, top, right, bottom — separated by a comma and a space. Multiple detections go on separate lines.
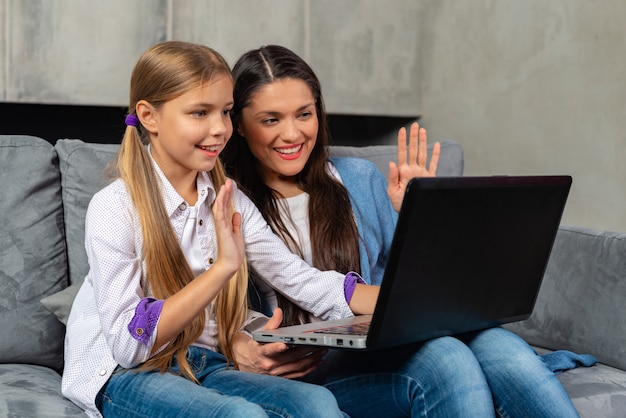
144, 74, 234, 190
238, 78, 318, 196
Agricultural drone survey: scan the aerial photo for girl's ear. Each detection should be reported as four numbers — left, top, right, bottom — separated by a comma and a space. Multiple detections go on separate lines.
136, 100, 158, 134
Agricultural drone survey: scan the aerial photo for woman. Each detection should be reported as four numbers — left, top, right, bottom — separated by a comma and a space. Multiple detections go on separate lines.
221, 44, 580, 417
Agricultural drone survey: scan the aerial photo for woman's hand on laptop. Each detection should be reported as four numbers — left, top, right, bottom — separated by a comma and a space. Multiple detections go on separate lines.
231, 308, 327, 379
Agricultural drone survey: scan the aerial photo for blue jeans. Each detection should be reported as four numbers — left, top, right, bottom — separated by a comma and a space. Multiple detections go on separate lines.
96, 346, 345, 417
466, 327, 579, 417
303, 328, 579, 418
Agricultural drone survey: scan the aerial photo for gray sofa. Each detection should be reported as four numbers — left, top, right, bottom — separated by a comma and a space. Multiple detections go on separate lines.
1, 134, 624, 417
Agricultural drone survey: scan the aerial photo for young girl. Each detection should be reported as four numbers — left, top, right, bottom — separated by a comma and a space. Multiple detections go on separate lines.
221, 44, 581, 417
61, 41, 356, 418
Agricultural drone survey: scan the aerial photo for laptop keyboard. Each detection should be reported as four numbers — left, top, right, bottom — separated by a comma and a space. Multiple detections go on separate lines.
308, 321, 370, 336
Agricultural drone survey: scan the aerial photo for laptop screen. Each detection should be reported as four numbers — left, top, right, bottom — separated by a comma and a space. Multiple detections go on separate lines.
368, 175, 571, 348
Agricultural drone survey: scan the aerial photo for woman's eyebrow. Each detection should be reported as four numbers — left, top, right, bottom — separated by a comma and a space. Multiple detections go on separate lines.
252, 102, 315, 118
253, 110, 280, 118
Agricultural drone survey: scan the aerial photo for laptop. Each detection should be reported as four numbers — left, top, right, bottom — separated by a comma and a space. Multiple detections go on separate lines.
253, 175, 572, 350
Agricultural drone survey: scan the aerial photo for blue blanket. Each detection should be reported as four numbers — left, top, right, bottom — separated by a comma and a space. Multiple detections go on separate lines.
541, 350, 597, 374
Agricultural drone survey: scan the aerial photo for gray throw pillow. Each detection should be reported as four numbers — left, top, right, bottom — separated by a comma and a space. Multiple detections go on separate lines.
55, 139, 120, 287
40, 283, 81, 325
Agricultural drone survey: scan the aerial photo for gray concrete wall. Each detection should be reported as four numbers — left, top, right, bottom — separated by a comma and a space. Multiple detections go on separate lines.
1, 0, 421, 115
3, 0, 168, 105
416, 0, 626, 232
1, 0, 624, 232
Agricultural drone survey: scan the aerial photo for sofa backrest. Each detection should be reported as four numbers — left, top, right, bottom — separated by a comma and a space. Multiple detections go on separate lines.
55, 138, 464, 290
0, 135, 66, 373
329, 140, 464, 179
505, 225, 626, 371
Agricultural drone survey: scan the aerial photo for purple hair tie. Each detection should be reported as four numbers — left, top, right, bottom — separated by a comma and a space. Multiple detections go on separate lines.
125, 114, 139, 127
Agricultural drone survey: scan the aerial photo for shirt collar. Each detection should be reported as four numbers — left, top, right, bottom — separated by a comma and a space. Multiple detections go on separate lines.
148, 146, 217, 217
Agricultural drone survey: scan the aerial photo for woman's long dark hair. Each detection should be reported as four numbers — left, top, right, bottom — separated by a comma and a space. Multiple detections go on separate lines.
221, 45, 361, 326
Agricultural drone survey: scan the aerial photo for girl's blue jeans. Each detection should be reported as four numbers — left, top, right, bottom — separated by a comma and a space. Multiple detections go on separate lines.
96, 346, 345, 417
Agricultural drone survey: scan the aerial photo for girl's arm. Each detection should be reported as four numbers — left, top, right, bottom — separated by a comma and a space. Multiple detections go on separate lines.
153, 180, 244, 349
88, 180, 243, 365
86, 184, 157, 367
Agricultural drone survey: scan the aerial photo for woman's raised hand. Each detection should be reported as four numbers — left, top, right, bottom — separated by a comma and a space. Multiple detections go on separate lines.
387, 122, 440, 212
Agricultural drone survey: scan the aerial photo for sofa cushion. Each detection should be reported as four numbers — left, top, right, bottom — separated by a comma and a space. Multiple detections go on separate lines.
0, 135, 67, 372
0, 364, 86, 417
505, 225, 626, 371
328, 139, 464, 178
558, 362, 626, 418
530, 347, 626, 418
557, 363, 626, 418
55, 139, 119, 287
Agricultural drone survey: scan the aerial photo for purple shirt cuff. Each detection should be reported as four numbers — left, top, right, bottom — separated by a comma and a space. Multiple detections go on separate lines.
128, 298, 164, 345
344, 271, 366, 304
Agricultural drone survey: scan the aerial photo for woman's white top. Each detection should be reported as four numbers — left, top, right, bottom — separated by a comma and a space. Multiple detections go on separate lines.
256, 163, 345, 319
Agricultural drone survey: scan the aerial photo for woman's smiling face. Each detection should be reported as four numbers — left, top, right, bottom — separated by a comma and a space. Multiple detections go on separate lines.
238, 77, 318, 195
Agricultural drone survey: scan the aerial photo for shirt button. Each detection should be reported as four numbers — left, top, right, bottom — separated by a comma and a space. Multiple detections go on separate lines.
208, 258, 215, 264
99, 369, 107, 376
178, 203, 187, 211
198, 219, 204, 226
135, 328, 144, 336
200, 190, 206, 196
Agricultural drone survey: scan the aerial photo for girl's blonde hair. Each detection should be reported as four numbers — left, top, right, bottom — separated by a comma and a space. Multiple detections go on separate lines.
117, 41, 248, 381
